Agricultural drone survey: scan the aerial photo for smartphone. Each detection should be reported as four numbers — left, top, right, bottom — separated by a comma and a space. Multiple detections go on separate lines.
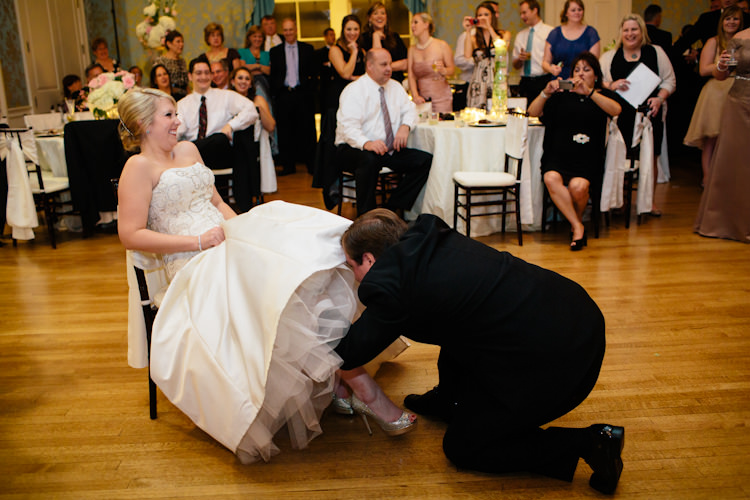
559, 79, 574, 91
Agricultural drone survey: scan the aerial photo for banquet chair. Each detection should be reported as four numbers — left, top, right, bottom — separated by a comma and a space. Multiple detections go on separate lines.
336, 167, 402, 216
1, 127, 72, 249
600, 111, 654, 228
111, 177, 160, 420
452, 112, 528, 245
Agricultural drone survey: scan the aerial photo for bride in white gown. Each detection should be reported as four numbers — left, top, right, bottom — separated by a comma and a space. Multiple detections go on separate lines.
116, 88, 416, 463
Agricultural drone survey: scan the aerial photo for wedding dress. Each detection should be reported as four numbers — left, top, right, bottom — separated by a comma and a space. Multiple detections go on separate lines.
144, 164, 359, 462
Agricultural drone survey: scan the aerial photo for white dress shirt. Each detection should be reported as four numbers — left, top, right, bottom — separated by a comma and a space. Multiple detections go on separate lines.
335, 73, 417, 150
176, 88, 258, 141
264, 34, 282, 52
512, 21, 553, 77
454, 32, 474, 82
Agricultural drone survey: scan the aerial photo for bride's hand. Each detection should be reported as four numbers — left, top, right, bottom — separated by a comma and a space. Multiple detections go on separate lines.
199, 226, 225, 250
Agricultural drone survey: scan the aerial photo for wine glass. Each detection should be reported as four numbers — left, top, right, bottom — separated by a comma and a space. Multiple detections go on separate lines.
727, 47, 738, 72
432, 59, 440, 80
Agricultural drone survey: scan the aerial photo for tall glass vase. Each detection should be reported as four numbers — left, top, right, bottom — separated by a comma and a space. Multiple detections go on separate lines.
491, 38, 509, 118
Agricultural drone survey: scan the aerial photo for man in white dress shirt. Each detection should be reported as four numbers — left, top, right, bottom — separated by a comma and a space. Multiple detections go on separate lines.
335, 48, 432, 216
261, 16, 282, 52
512, 0, 553, 100
177, 56, 259, 211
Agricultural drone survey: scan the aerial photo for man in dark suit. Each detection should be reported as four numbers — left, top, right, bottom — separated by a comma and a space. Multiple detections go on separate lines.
674, 0, 750, 54
270, 18, 318, 176
315, 27, 336, 114
335, 209, 625, 495
644, 5, 673, 51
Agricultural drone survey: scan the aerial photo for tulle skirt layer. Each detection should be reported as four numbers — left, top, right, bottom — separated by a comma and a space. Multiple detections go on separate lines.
236, 266, 357, 463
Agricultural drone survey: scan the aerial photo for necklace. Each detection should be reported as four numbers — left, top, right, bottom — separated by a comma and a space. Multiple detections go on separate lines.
630, 53, 639, 59
416, 37, 433, 50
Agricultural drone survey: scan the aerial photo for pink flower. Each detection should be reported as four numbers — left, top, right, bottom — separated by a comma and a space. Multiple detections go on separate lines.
122, 75, 135, 89
114, 70, 128, 78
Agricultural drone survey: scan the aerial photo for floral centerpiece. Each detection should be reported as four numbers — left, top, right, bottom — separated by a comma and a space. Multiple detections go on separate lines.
87, 71, 137, 119
135, 0, 178, 49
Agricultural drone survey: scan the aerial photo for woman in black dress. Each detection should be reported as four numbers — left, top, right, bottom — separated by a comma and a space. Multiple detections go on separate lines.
528, 52, 621, 250
314, 14, 367, 208
360, 2, 408, 82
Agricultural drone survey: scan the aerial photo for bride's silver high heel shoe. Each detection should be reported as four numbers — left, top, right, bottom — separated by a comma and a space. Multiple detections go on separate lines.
350, 395, 417, 437
331, 393, 354, 415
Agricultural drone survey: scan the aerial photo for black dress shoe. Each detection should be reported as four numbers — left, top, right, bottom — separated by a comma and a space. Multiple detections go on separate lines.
403, 385, 454, 421
585, 424, 625, 494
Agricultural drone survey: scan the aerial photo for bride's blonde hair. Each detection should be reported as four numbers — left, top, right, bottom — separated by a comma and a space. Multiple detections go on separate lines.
117, 88, 175, 151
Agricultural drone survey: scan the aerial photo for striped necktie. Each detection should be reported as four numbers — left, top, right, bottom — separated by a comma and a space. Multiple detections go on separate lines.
379, 87, 394, 151
197, 95, 207, 140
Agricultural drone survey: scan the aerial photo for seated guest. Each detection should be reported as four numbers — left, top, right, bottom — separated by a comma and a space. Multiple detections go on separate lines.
154, 30, 189, 97
230, 67, 277, 194
150, 63, 185, 101
335, 208, 624, 495
528, 52, 621, 250
335, 48, 432, 216
261, 15, 282, 51
238, 25, 271, 77
85, 63, 104, 83
407, 12, 455, 113
62, 74, 86, 111
177, 56, 259, 211
211, 59, 230, 89
542, 0, 601, 80
91, 37, 119, 73
129, 66, 144, 87
202, 22, 242, 70
512, 0, 554, 100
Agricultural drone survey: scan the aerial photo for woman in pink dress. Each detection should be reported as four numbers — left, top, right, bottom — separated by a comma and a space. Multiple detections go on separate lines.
407, 12, 455, 113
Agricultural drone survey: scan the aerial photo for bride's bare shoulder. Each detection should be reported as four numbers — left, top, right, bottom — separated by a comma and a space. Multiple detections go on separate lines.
173, 140, 201, 160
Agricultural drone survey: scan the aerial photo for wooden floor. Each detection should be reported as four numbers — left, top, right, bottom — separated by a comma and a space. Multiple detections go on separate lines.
1, 152, 749, 499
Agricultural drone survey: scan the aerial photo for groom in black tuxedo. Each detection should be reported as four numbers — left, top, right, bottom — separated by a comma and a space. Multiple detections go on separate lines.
270, 18, 318, 176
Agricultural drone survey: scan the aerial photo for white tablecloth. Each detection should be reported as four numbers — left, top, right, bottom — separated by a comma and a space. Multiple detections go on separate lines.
408, 121, 546, 237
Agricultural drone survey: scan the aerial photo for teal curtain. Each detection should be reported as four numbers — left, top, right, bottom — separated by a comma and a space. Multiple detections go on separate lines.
404, 0, 425, 14
250, 0, 274, 26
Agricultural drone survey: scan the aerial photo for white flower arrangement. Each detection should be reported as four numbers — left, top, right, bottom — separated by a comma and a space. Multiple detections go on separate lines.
86, 71, 137, 118
135, 1, 178, 49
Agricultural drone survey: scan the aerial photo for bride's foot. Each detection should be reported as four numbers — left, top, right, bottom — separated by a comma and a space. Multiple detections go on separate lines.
351, 394, 417, 436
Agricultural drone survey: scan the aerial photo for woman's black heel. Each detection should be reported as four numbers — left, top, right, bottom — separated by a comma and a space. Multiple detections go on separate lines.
570, 230, 587, 251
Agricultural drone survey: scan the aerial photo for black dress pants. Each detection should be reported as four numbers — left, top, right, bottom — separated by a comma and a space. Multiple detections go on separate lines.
439, 335, 605, 482
336, 144, 432, 216
274, 88, 316, 173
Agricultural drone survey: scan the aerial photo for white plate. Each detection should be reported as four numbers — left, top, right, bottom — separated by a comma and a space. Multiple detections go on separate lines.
469, 121, 504, 127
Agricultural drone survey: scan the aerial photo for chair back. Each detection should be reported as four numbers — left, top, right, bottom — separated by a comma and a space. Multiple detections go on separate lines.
24, 113, 64, 132
505, 113, 528, 160
0, 128, 39, 238
507, 97, 528, 112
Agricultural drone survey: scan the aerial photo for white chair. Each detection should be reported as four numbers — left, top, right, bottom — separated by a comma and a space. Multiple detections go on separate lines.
507, 97, 528, 112
453, 112, 529, 244
24, 113, 64, 132
1, 128, 72, 248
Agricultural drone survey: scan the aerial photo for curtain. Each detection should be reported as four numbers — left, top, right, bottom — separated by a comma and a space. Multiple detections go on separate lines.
250, 0, 275, 27
404, 0, 425, 14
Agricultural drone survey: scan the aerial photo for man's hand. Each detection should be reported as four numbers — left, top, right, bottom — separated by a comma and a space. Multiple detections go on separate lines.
221, 123, 233, 140
364, 140, 388, 155
393, 125, 409, 151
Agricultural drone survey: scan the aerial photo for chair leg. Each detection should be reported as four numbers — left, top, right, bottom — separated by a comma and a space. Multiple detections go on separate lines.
453, 184, 459, 230
42, 195, 57, 249
465, 189, 472, 237
148, 372, 157, 420
337, 171, 345, 216
515, 190, 523, 246
501, 191, 508, 235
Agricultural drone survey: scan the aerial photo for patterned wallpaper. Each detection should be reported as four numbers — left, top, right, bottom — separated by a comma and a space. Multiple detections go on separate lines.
0, 1, 29, 108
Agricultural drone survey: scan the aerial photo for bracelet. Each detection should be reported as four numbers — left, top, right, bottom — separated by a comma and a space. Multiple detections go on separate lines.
198, 234, 203, 251
587, 88, 596, 99
540, 90, 549, 99
716, 62, 728, 72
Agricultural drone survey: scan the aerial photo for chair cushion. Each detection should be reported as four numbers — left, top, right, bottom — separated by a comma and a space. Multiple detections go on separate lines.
213, 168, 233, 176
29, 174, 69, 193
453, 171, 516, 187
